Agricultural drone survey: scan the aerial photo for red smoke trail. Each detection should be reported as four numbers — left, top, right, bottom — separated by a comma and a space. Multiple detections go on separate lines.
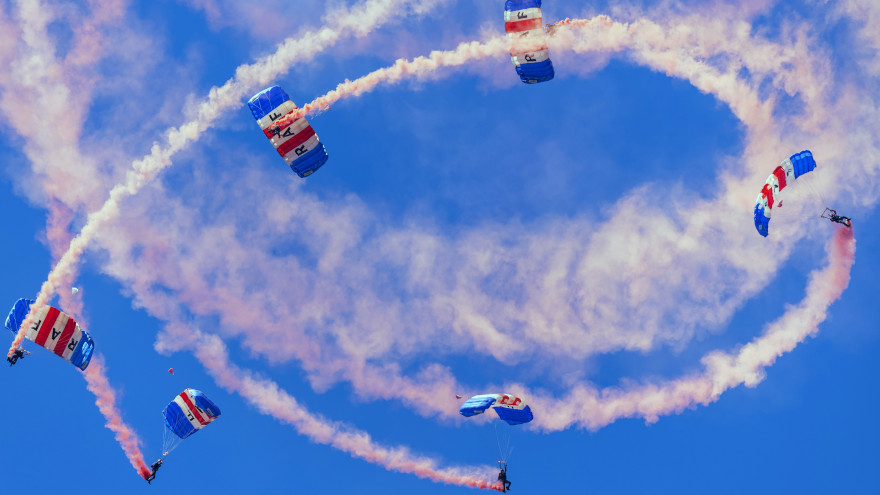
827, 225, 855, 293
54, 289, 150, 479
83, 356, 152, 479
188, 331, 502, 491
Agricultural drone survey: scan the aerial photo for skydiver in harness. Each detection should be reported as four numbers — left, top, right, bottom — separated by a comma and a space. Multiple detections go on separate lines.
498, 462, 512, 492
821, 208, 852, 227
7, 348, 29, 366
146, 458, 163, 484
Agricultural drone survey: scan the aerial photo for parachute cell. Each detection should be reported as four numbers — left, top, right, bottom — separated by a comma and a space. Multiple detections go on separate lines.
459, 394, 533, 425
4, 298, 94, 370
247, 86, 329, 178
753, 150, 817, 236
504, 0, 555, 84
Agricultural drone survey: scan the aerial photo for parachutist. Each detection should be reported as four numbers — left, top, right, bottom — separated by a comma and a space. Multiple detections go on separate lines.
497, 462, 511, 492
247, 86, 329, 178
146, 458, 163, 484
823, 208, 852, 228
4, 299, 95, 370
7, 348, 27, 366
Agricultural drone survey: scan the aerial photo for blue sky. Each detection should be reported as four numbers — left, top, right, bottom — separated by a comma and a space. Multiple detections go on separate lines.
1, 0, 879, 493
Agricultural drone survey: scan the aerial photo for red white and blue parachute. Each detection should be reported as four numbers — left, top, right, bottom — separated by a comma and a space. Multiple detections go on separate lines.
4, 298, 95, 370
164, 388, 221, 440
459, 393, 533, 425
247, 86, 329, 178
754, 150, 817, 237
162, 388, 221, 456
504, 0, 555, 84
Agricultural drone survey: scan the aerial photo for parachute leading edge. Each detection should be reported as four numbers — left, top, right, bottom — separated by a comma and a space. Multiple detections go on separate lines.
504, 1, 555, 84
459, 394, 533, 425
4, 298, 94, 370
247, 86, 329, 178
754, 150, 817, 237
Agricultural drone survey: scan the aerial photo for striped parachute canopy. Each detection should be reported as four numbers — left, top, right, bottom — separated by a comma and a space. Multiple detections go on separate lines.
504, 0, 555, 84
754, 150, 817, 237
247, 86, 329, 178
459, 393, 533, 425
163, 388, 221, 441
4, 298, 95, 370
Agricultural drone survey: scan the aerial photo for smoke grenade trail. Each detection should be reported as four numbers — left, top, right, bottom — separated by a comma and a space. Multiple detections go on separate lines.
56, 293, 150, 478
6, 0, 445, 359
188, 331, 502, 491
289, 36, 507, 121
530, 226, 857, 431
82, 356, 152, 479
283, 14, 766, 134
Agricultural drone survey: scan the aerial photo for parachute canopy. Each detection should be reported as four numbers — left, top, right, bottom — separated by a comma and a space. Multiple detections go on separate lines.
459, 394, 533, 425
247, 86, 329, 178
163, 388, 221, 441
4, 298, 95, 370
754, 150, 817, 237
504, 0, 555, 84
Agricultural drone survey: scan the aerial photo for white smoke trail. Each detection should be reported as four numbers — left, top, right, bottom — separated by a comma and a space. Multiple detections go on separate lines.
528, 226, 856, 431
186, 328, 502, 490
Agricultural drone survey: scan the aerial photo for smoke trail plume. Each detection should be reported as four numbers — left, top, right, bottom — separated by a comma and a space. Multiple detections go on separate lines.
284, 14, 778, 144
83, 356, 152, 479
529, 226, 856, 431
7, 0, 448, 359
188, 330, 502, 491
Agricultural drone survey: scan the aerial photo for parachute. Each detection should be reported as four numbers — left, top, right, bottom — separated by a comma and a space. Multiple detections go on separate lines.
459, 393, 533, 425
4, 298, 95, 370
161, 388, 221, 456
504, 0, 555, 84
754, 150, 817, 237
247, 86, 329, 178
460, 394, 532, 468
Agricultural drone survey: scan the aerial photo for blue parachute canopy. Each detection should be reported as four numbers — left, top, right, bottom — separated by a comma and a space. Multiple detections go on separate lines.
247, 86, 329, 178
163, 388, 222, 440
5, 298, 95, 370
459, 394, 534, 425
